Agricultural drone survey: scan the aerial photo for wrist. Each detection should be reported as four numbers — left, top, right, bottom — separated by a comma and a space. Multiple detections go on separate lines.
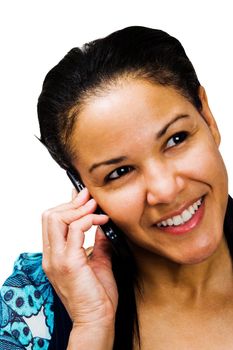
67, 323, 115, 350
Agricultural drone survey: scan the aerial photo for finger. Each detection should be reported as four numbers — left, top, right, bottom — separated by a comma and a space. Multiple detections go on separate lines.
42, 187, 92, 272
91, 227, 113, 267
55, 198, 98, 226
66, 214, 109, 255
46, 199, 98, 254
48, 187, 90, 213
71, 187, 90, 208
72, 187, 78, 200
47, 214, 68, 253
47, 200, 108, 256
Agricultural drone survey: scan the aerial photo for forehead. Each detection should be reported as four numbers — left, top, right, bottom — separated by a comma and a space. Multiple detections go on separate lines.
71, 79, 194, 162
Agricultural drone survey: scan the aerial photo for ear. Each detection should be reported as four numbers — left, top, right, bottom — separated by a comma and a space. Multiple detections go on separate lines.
198, 86, 221, 146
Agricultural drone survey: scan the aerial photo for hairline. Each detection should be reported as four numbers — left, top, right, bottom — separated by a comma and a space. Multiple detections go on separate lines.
63, 70, 201, 168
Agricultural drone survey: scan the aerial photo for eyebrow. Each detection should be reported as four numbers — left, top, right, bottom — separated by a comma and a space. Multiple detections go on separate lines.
156, 114, 190, 138
89, 114, 190, 173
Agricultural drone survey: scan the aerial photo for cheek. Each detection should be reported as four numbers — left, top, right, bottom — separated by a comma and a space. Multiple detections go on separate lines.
177, 138, 227, 188
95, 185, 144, 229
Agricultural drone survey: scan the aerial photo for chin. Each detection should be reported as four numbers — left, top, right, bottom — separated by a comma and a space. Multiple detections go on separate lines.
172, 238, 221, 265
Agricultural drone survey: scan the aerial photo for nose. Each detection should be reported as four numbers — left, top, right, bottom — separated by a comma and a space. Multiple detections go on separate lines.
145, 162, 185, 206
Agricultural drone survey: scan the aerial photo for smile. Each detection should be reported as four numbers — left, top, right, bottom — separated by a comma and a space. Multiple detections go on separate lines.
156, 197, 203, 227
154, 196, 205, 235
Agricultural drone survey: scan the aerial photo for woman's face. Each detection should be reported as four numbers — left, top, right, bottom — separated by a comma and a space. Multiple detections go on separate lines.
71, 79, 228, 265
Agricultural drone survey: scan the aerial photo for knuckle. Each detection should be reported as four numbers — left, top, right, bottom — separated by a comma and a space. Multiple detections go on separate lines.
71, 196, 79, 207
77, 205, 86, 216
73, 203, 89, 218
47, 211, 60, 225
86, 214, 95, 227
69, 221, 78, 232
42, 209, 51, 221
42, 208, 62, 224
72, 214, 93, 232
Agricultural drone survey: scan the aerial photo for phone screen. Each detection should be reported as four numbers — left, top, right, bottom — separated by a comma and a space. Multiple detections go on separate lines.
66, 170, 128, 256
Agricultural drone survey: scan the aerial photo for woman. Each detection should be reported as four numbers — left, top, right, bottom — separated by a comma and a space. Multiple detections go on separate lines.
1, 26, 233, 350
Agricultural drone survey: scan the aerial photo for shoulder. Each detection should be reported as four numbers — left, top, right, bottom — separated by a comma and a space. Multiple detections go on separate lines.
0, 253, 54, 349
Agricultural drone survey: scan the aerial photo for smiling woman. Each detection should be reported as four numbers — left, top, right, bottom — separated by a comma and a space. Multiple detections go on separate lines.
72, 81, 227, 268
1, 26, 233, 350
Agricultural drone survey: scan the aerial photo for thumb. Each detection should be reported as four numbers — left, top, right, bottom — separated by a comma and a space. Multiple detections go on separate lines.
91, 226, 113, 265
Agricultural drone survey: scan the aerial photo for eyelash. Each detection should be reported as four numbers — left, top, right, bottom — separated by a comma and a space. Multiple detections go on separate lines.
165, 131, 189, 149
105, 131, 189, 182
106, 166, 133, 182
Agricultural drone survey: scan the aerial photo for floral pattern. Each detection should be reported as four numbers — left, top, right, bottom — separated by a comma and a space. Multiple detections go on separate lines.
0, 254, 54, 349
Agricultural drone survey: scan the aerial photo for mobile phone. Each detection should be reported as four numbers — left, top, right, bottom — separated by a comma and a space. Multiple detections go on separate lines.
66, 170, 128, 256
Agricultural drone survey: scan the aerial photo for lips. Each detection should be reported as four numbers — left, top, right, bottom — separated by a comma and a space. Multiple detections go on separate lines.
154, 196, 204, 225
156, 197, 203, 227
153, 196, 206, 235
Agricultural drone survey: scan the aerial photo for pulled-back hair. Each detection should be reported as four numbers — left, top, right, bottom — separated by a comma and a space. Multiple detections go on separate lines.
38, 26, 202, 349
38, 26, 201, 173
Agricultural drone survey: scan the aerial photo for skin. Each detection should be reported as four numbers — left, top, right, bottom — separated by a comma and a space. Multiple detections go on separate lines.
42, 191, 117, 350
72, 79, 228, 267
71, 79, 233, 348
43, 78, 233, 349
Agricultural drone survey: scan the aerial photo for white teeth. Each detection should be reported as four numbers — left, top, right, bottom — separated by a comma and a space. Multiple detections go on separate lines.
156, 197, 203, 228
181, 209, 192, 222
173, 215, 184, 226
167, 218, 173, 226
193, 202, 198, 210
188, 205, 195, 215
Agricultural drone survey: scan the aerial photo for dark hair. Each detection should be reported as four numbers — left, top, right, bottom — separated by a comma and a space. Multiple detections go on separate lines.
38, 25, 202, 173
37, 26, 202, 349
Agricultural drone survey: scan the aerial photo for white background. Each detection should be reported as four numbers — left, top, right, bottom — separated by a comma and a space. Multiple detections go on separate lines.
0, 0, 232, 286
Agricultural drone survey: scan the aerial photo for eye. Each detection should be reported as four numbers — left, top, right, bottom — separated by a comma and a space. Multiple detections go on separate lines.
106, 166, 133, 181
166, 131, 189, 149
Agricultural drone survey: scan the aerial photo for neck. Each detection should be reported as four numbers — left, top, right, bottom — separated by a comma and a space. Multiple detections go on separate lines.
132, 237, 233, 306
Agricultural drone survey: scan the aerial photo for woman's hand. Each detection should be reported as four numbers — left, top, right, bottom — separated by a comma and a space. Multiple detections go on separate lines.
42, 188, 118, 332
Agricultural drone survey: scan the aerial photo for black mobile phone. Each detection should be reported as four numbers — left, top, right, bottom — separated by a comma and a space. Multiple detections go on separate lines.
66, 170, 128, 256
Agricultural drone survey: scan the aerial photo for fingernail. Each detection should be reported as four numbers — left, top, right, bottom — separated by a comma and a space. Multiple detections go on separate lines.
77, 187, 88, 198
85, 198, 96, 208
99, 214, 109, 219
73, 187, 89, 204
80, 187, 88, 193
